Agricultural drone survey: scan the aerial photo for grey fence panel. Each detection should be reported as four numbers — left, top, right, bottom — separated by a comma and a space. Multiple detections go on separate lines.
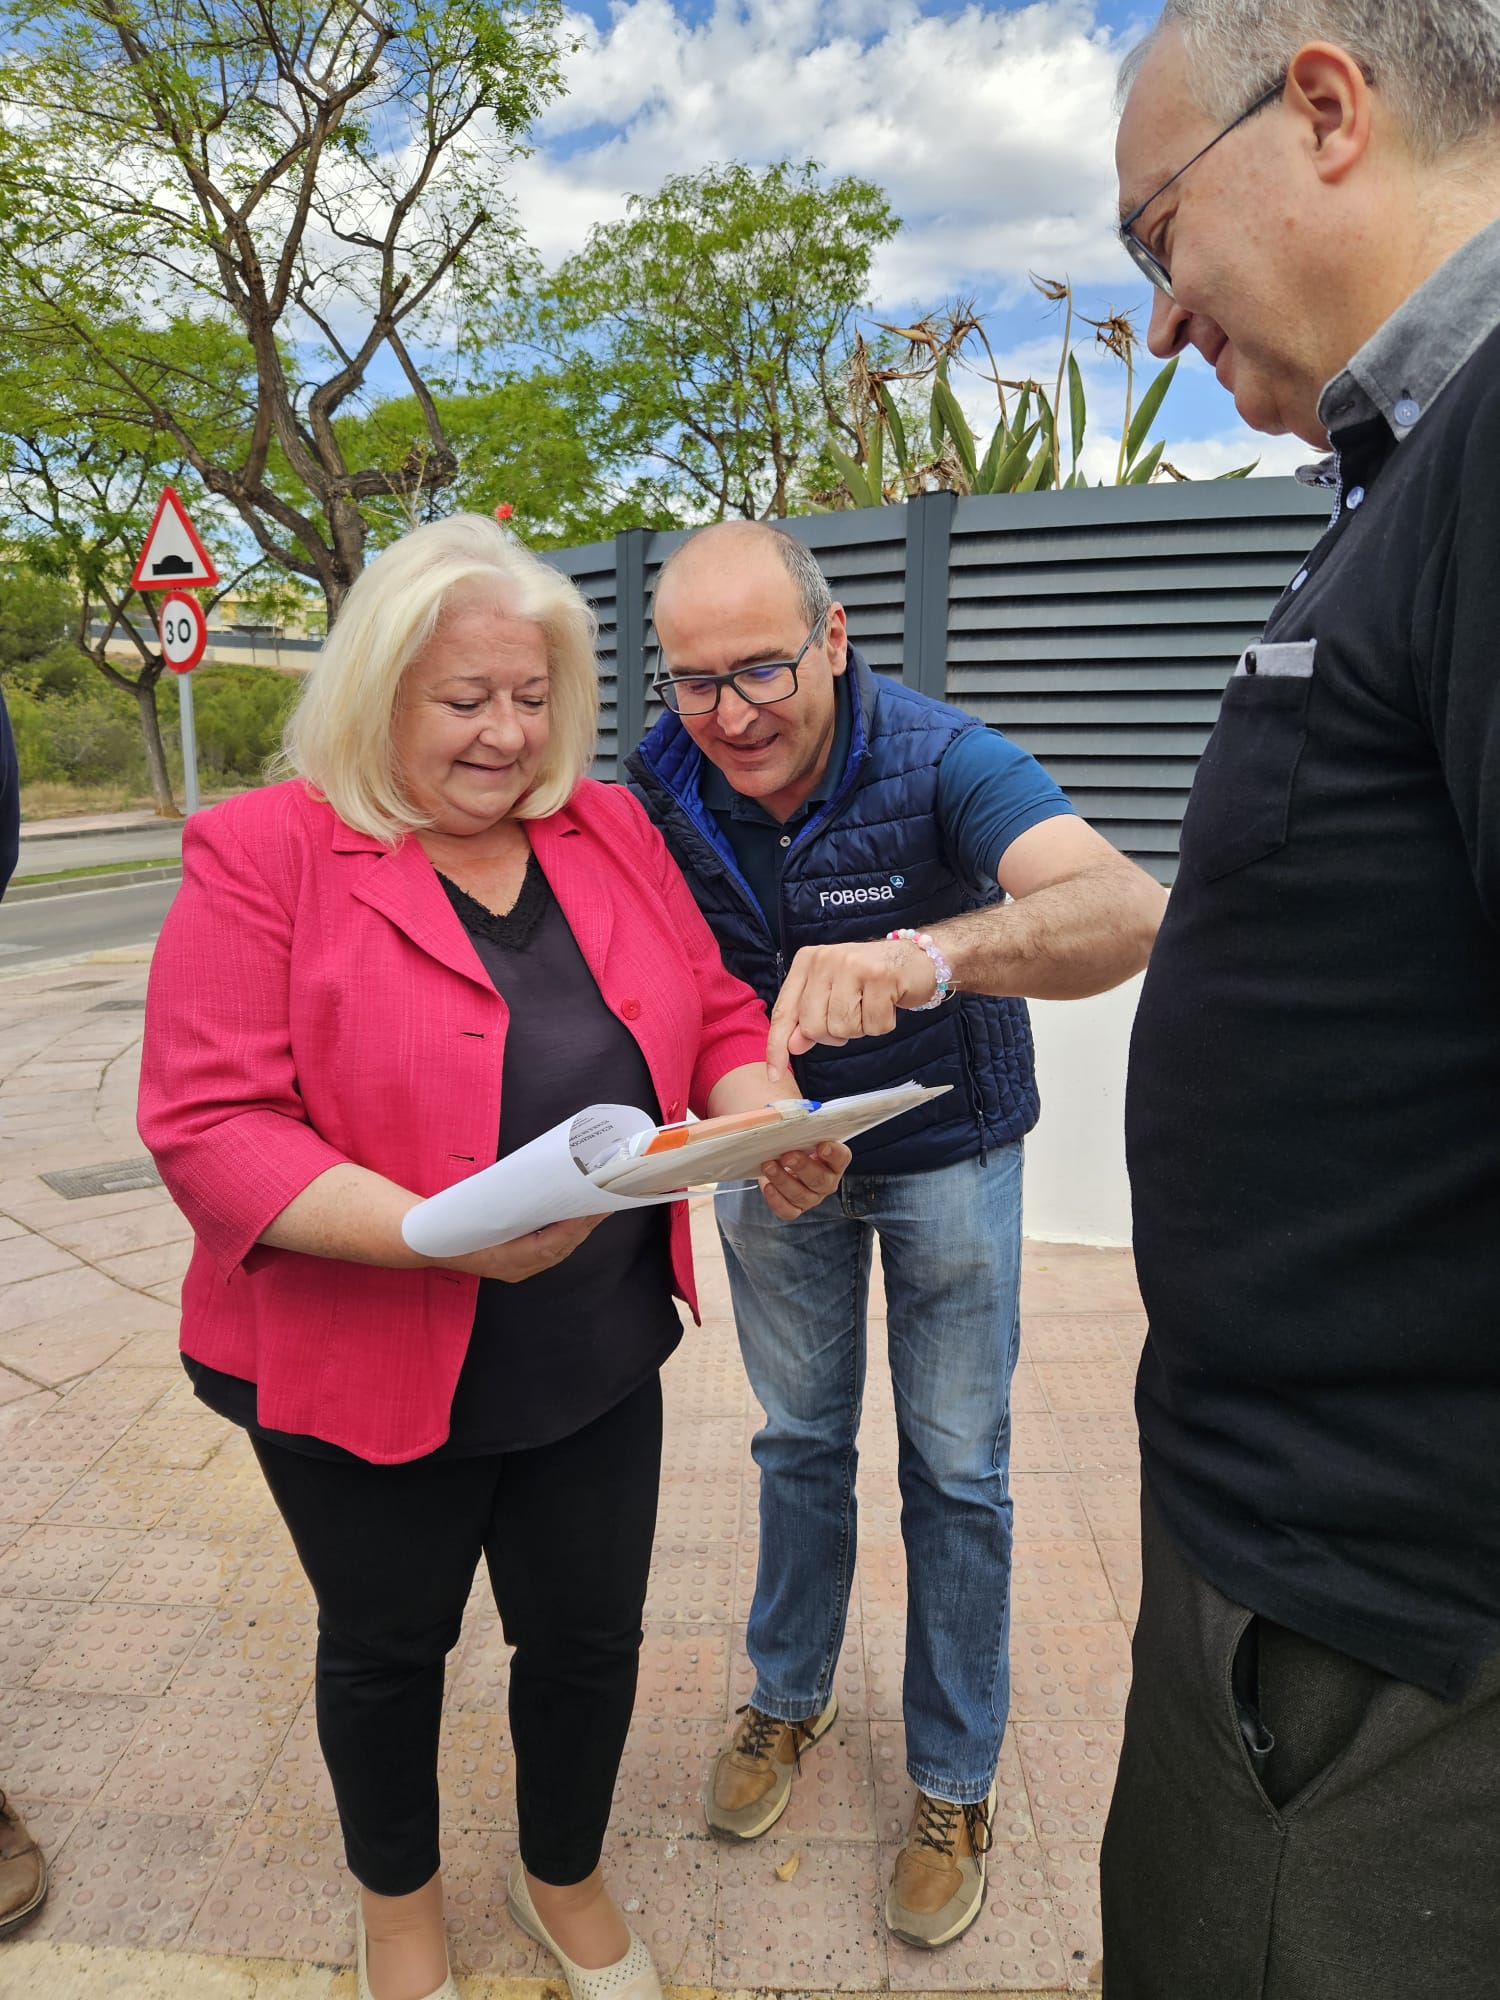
542, 539, 620, 777
544, 480, 1330, 872
947, 482, 1329, 881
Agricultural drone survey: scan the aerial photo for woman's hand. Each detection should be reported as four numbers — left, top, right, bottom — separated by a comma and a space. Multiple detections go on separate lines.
447, 1215, 607, 1283
756, 1140, 850, 1221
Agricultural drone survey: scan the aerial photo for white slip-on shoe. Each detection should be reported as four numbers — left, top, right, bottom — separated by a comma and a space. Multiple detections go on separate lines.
356, 1897, 459, 2000
507, 1859, 662, 2000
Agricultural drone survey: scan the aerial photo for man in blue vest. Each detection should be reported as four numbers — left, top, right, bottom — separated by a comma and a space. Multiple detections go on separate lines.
628, 519, 1163, 1948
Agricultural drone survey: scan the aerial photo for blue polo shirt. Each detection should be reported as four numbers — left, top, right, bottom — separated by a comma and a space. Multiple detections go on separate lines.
700, 675, 1072, 939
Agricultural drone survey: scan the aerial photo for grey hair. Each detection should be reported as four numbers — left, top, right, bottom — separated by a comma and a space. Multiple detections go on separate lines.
652, 520, 834, 630
1118, 1, 1500, 160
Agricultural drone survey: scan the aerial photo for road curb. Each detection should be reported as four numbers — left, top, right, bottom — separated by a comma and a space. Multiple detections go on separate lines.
5, 865, 184, 903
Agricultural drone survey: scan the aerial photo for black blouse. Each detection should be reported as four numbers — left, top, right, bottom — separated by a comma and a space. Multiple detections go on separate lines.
185, 854, 681, 1460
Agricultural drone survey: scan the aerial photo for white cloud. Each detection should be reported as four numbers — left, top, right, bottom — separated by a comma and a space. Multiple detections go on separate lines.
505, 0, 1297, 479
514, 0, 1127, 298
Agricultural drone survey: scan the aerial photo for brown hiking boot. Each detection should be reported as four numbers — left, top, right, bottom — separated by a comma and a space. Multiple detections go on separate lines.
703, 1693, 839, 1839
884, 1780, 995, 1948
0, 1791, 48, 1939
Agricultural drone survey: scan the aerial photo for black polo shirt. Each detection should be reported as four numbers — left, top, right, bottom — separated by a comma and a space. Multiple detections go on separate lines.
1126, 221, 1500, 1698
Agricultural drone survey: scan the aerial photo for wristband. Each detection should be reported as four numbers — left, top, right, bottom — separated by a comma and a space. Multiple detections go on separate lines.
887, 928, 954, 1011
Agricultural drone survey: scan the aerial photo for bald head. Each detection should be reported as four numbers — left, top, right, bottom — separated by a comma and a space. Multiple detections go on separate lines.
653, 520, 832, 634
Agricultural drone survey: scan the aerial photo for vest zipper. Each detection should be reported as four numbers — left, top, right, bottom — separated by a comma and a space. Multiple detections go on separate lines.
956, 1005, 988, 1166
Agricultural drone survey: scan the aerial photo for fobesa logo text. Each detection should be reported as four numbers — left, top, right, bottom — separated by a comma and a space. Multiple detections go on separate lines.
819, 884, 897, 908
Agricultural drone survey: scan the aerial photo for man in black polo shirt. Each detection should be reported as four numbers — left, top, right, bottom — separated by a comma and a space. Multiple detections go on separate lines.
1106, 6, 1500, 1994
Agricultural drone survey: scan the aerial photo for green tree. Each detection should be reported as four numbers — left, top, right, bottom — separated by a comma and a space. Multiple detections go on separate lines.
0, 333, 284, 813
340, 371, 681, 550
0, 564, 74, 671
0, 0, 571, 622
524, 161, 900, 521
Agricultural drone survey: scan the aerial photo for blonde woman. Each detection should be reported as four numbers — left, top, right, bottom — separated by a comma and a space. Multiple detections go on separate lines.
138, 515, 847, 2000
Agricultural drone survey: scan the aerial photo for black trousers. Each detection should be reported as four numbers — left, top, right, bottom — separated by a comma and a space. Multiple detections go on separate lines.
1100, 1483, 1500, 1999
252, 1376, 662, 1896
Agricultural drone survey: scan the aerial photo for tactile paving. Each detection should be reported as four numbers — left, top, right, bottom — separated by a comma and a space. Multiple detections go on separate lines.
598, 1830, 717, 1986
98, 1530, 245, 1607
1096, 1539, 1143, 1624
1009, 1359, 1049, 1412
53, 1364, 179, 1422
1009, 1407, 1071, 1474
186, 1810, 351, 1963
0, 1460, 85, 1524
438, 1829, 539, 1976
437, 1709, 518, 1828
884, 1839, 1067, 1992
30, 1805, 235, 1948
1053, 1410, 1143, 1475
221, 1527, 316, 1611
30, 1600, 212, 1695
855, 1538, 909, 1616
654, 1472, 743, 1544
1035, 1360, 1141, 1413
170, 1602, 317, 1702
0, 1522, 141, 1600
0, 1596, 83, 1685
772, 1712, 877, 1842
1021, 1315, 1126, 1364
103, 1404, 227, 1472
610, 1715, 722, 1838
1013, 1719, 1124, 1843
5, 1413, 125, 1466
0, 1687, 152, 1799
1012, 1472, 1095, 1542
95, 1692, 296, 1815
43, 1458, 198, 1532
636, 1619, 731, 1718
1010, 1623, 1134, 1722
860, 1617, 907, 1721
154, 1455, 282, 1535
1073, 1470, 1141, 1543
1010, 1541, 1119, 1625
713, 1835, 888, 1990
643, 1541, 737, 1624
1042, 1840, 1104, 1990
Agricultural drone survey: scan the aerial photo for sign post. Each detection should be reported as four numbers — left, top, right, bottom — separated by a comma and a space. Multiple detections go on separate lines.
157, 591, 209, 813
132, 489, 219, 815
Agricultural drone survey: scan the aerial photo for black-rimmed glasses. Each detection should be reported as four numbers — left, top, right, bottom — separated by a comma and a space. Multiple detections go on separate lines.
1118, 79, 1285, 297
653, 609, 830, 716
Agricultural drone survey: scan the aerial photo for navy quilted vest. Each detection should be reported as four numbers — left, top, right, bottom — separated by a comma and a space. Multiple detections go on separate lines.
626, 650, 1039, 1173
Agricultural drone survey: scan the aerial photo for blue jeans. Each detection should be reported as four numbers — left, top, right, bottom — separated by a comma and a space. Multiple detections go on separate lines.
715, 1144, 1023, 1804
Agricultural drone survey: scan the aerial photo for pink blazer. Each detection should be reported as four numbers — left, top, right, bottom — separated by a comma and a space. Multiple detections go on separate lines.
137, 779, 770, 1462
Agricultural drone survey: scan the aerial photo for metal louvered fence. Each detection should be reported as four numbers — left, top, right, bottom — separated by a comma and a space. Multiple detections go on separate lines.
542, 480, 1332, 884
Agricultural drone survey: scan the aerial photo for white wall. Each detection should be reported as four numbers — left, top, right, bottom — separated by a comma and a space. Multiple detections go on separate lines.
1022, 974, 1142, 1247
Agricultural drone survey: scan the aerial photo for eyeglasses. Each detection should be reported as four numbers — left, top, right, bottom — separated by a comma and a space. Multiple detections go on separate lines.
653, 610, 829, 716
1118, 78, 1285, 297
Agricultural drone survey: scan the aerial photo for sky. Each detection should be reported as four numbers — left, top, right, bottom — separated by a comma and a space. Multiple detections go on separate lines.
503, 0, 1311, 482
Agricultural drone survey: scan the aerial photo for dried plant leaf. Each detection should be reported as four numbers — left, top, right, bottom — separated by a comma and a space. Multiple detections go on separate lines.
774, 1852, 802, 1881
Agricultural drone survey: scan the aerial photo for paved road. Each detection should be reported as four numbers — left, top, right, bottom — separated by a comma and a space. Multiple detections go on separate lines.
0, 876, 179, 972
13, 823, 184, 879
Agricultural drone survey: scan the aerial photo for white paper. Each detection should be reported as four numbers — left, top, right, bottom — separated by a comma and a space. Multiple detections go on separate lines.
591, 1083, 949, 1198
400, 1083, 948, 1257
401, 1104, 668, 1258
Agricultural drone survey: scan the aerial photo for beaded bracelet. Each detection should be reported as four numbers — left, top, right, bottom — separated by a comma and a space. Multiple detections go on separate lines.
887, 928, 954, 1011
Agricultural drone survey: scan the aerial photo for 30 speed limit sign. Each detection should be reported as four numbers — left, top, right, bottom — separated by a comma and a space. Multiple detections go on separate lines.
158, 590, 207, 674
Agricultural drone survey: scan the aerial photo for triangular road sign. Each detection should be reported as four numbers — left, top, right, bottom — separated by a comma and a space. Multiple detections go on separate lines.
131, 486, 220, 591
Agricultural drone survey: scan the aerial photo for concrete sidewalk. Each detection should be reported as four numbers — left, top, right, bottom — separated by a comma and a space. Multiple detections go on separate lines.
0, 949, 1143, 1998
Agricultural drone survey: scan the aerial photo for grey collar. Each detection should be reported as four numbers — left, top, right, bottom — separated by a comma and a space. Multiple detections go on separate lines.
1315, 213, 1500, 445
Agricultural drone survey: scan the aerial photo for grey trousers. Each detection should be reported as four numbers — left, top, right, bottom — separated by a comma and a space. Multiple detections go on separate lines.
1100, 1485, 1500, 1999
